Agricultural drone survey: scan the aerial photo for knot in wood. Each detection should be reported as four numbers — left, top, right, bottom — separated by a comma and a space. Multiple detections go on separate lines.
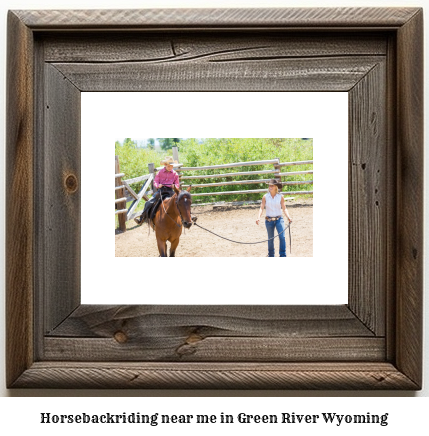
186, 333, 203, 344
64, 174, 78, 194
114, 331, 128, 343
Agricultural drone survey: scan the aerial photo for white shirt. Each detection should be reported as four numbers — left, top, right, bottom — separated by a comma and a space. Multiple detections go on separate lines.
265, 193, 282, 217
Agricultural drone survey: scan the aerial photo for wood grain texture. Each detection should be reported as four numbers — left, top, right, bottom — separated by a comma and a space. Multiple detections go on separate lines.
43, 305, 378, 361
43, 337, 385, 362
42, 33, 388, 63
52, 56, 383, 92
44, 336, 385, 363
14, 8, 420, 29
43, 64, 81, 333
6, 7, 423, 390
385, 34, 398, 363
11, 362, 419, 390
48, 305, 373, 338
348, 61, 386, 336
395, 10, 424, 387
6, 11, 35, 388
34, 36, 48, 361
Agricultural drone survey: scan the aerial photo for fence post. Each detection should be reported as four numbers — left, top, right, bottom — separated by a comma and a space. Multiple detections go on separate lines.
115, 155, 127, 232
148, 163, 155, 195
274, 158, 281, 191
172, 146, 179, 163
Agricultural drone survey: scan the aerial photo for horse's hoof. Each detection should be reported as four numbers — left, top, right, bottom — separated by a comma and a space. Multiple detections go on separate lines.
192, 216, 198, 222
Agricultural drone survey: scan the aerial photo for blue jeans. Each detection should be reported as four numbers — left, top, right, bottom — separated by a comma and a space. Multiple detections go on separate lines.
265, 217, 286, 257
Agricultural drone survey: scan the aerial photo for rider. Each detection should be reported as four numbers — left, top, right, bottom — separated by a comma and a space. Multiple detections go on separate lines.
134, 156, 180, 226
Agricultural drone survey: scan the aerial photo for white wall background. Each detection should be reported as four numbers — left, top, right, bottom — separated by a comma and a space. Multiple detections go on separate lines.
81, 92, 348, 305
0, 0, 427, 405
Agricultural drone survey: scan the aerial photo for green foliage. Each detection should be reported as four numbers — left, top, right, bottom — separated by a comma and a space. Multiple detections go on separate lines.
116, 138, 313, 204
115, 140, 163, 192
158, 138, 181, 151
179, 138, 313, 202
123, 138, 137, 148
147, 138, 155, 150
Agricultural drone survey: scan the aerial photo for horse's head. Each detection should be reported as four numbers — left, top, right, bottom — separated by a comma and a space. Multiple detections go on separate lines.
174, 185, 193, 229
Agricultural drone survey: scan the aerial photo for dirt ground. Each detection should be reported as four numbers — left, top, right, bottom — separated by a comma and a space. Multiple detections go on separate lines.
115, 198, 312, 257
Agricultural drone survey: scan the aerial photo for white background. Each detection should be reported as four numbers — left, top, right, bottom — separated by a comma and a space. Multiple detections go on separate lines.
0, 0, 428, 421
82, 92, 348, 305
2, 397, 428, 435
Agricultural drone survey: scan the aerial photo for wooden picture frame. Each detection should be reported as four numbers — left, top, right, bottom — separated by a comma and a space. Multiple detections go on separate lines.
6, 7, 423, 389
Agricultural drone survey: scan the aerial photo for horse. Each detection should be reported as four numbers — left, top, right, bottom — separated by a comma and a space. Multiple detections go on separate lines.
153, 185, 193, 257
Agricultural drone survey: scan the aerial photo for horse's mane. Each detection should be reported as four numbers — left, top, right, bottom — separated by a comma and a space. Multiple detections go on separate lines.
177, 190, 192, 202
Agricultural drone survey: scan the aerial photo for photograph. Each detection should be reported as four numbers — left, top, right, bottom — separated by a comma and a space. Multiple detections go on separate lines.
115, 138, 313, 258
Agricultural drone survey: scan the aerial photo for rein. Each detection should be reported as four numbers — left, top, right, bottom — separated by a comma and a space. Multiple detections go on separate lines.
155, 188, 292, 253
159, 187, 192, 229
161, 194, 182, 228
193, 221, 292, 253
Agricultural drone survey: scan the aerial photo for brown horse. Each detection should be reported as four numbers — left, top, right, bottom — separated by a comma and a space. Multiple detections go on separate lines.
153, 185, 193, 257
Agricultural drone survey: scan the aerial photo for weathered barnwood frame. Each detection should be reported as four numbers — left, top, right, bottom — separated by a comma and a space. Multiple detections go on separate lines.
6, 8, 423, 389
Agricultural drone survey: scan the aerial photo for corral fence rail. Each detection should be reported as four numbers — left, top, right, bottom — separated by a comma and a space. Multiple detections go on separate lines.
115, 155, 153, 232
115, 147, 312, 231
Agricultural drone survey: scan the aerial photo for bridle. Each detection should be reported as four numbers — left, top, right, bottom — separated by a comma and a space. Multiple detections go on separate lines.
160, 188, 192, 228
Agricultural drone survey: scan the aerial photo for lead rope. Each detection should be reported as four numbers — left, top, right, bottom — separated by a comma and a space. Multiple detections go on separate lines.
193, 221, 292, 254
151, 190, 291, 252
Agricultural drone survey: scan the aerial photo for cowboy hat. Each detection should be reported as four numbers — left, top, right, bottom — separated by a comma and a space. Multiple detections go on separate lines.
266, 179, 283, 189
160, 156, 178, 165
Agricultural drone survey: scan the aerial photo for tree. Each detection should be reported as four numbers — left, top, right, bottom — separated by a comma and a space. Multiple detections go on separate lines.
123, 138, 138, 148
158, 138, 181, 151
147, 138, 155, 150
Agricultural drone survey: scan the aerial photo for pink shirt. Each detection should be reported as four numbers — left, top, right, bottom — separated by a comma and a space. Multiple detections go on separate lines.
154, 167, 180, 189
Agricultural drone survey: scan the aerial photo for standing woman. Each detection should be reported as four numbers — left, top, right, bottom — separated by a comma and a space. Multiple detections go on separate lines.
256, 179, 292, 257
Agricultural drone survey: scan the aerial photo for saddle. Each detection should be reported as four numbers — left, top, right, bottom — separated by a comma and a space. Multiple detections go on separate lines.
136, 188, 174, 229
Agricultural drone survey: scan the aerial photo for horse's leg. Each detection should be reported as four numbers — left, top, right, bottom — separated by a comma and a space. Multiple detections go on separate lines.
153, 210, 167, 257
156, 236, 168, 257
169, 238, 180, 257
